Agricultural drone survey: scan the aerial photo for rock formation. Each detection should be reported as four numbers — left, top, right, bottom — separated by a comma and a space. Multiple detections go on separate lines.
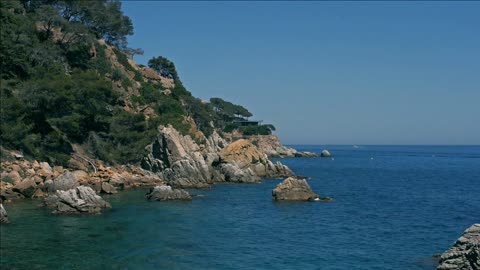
146, 185, 192, 201
44, 186, 111, 214
142, 125, 218, 188
272, 176, 331, 201
219, 139, 293, 182
0, 202, 8, 224
321, 150, 332, 157
248, 135, 318, 158
45, 171, 78, 193
437, 224, 480, 270
142, 126, 294, 188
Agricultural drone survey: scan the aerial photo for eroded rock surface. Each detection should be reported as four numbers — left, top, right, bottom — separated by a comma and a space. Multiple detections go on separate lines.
142, 126, 293, 188
44, 186, 111, 214
219, 139, 293, 181
146, 185, 192, 201
437, 224, 480, 270
142, 125, 216, 188
272, 176, 330, 201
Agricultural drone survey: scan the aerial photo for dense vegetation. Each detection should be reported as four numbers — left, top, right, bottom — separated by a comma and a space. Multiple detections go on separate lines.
0, 0, 275, 167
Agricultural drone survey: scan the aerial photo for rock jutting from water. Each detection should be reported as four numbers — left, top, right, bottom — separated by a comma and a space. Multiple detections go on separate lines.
272, 176, 332, 201
146, 185, 192, 201
44, 186, 111, 214
437, 224, 480, 270
0, 202, 9, 224
320, 150, 332, 157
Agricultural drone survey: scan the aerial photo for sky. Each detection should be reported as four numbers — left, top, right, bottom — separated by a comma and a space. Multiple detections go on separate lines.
121, 1, 480, 145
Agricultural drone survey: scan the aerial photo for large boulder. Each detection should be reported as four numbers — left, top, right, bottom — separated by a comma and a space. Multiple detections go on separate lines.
101, 182, 117, 194
146, 185, 192, 201
437, 224, 480, 270
142, 125, 214, 188
0, 203, 9, 224
45, 171, 78, 192
44, 186, 111, 214
320, 150, 332, 157
12, 178, 37, 198
272, 176, 329, 201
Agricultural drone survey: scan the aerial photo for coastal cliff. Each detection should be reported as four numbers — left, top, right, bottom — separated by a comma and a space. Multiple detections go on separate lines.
0, 0, 300, 219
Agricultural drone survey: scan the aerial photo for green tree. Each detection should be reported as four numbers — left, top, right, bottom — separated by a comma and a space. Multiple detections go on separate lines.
148, 56, 179, 81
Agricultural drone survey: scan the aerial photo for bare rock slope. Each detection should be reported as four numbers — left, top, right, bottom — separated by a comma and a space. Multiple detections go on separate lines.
437, 224, 480, 270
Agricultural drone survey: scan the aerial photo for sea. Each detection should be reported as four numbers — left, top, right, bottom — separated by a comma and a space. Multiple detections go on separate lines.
1, 145, 479, 270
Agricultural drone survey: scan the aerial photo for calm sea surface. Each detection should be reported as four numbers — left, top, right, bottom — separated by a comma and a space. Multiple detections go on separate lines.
1, 145, 479, 270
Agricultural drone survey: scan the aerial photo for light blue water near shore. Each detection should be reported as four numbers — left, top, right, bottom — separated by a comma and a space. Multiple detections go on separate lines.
1, 145, 479, 270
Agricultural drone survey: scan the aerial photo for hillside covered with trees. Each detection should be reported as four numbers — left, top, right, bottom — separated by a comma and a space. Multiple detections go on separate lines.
0, 0, 275, 167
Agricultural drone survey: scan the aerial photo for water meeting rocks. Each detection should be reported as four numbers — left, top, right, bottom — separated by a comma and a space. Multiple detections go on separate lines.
437, 224, 480, 270
320, 150, 332, 157
272, 176, 321, 201
44, 186, 111, 214
146, 185, 192, 201
0, 202, 8, 224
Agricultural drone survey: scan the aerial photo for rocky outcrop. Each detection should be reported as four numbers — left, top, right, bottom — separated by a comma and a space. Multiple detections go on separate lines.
249, 135, 318, 158
44, 186, 111, 214
0, 202, 8, 224
141, 125, 217, 188
437, 224, 480, 270
142, 126, 294, 187
219, 139, 293, 181
272, 176, 332, 201
146, 185, 192, 201
321, 150, 332, 157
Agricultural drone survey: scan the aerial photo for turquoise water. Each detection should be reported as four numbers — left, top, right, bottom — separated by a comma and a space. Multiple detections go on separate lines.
1, 145, 479, 270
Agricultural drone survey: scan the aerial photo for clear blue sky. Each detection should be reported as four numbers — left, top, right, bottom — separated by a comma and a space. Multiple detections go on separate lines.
122, 1, 479, 145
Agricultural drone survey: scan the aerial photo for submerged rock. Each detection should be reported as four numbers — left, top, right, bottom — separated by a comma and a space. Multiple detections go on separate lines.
44, 186, 111, 214
437, 224, 480, 270
0, 202, 9, 224
272, 176, 324, 201
146, 185, 192, 201
320, 150, 331, 157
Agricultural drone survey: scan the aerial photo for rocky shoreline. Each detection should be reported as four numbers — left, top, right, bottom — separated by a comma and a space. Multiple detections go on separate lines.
0, 125, 318, 218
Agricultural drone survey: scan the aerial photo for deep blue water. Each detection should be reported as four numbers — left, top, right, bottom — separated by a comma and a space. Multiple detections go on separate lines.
1, 145, 479, 270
